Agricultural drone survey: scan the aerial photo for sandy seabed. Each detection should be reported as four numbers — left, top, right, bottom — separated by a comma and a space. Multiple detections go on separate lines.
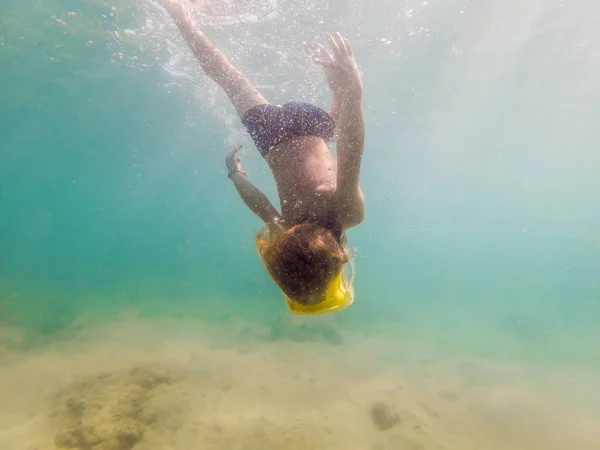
0, 317, 598, 450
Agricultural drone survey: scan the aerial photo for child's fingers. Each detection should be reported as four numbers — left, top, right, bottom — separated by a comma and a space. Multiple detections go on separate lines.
335, 33, 347, 55
312, 57, 333, 67
333, 32, 348, 57
305, 42, 333, 62
343, 37, 353, 56
304, 42, 323, 56
328, 34, 342, 59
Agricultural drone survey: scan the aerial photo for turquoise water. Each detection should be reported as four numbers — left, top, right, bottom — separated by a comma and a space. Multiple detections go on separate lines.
1, 1, 600, 448
3, 0, 598, 361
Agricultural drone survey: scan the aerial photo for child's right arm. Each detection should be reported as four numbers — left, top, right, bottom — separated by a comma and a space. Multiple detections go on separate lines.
335, 82, 365, 229
307, 33, 366, 228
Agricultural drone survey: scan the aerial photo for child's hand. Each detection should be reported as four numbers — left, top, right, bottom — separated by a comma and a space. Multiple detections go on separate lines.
225, 144, 247, 177
305, 33, 362, 98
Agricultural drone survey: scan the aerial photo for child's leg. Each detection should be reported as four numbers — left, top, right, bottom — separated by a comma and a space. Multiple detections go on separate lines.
160, 0, 267, 117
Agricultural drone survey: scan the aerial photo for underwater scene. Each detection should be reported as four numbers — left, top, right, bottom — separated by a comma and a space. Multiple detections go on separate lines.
1, 0, 599, 448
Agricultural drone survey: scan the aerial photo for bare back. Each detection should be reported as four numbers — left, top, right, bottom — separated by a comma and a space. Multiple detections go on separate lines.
265, 136, 339, 227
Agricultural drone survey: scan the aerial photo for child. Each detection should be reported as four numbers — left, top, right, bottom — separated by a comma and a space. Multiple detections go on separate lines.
159, 0, 365, 315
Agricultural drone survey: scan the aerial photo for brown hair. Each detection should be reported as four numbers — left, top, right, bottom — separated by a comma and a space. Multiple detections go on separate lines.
256, 223, 348, 305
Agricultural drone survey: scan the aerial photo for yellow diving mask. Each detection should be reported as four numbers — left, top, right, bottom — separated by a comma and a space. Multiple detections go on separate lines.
285, 272, 354, 316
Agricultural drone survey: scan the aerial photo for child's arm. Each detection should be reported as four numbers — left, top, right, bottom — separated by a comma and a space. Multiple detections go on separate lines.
306, 34, 365, 228
311, 34, 365, 228
331, 91, 342, 123
229, 172, 282, 226
335, 87, 365, 228
226, 146, 281, 226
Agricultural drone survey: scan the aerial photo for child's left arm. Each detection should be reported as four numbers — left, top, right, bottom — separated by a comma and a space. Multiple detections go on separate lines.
226, 146, 282, 226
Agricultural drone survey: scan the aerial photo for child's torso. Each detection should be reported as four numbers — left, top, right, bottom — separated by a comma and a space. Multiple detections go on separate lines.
265, 136, 339, 227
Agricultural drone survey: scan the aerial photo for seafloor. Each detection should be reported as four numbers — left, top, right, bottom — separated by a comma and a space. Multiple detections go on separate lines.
0, 316, 598, 450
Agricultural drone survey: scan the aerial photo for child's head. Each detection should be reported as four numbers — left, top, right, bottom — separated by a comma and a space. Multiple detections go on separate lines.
256, 223, 348, 305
